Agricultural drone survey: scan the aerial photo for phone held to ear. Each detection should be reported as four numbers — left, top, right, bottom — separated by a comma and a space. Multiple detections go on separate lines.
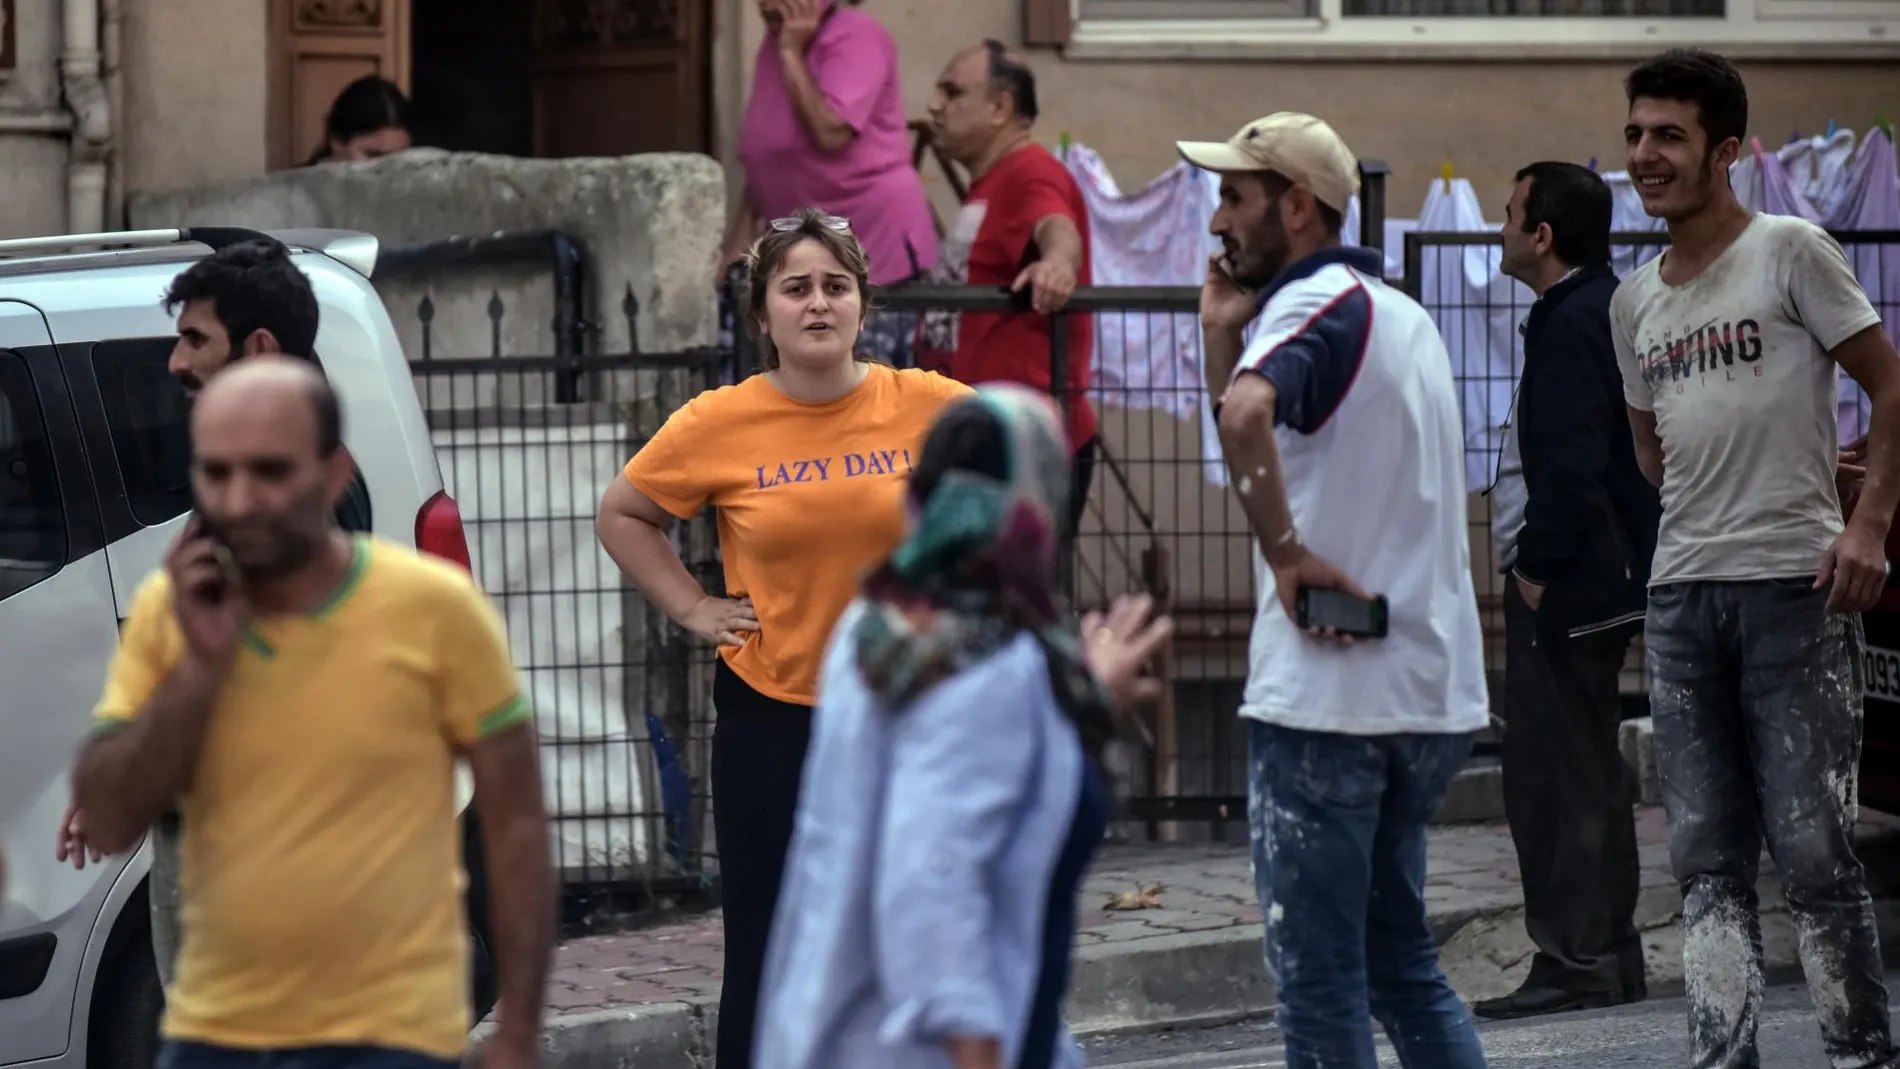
187, 511, 233, 607
1296, 586, 1389, 639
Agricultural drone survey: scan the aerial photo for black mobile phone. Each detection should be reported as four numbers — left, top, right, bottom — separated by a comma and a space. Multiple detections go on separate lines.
1296, 586, 1390, 639
187, 510, 230, 606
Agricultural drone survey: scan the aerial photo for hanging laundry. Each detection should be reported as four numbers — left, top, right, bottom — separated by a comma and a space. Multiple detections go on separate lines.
1062, 143, 1216, 423
1411, 176, 1537, 489
1601, 170, 1668, 277
1731, 139, 1826, 221
1808, 128, 1859, 219
1822, 126, 1900, 444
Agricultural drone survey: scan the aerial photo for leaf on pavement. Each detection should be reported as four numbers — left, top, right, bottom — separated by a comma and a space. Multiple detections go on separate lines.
1104, 883, 1164, 911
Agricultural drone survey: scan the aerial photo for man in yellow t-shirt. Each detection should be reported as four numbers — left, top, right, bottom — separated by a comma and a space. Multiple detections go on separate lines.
71, 360, 553, 1069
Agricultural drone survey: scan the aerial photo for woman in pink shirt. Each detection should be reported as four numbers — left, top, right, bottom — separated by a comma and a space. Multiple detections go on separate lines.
723, 0, 938, 361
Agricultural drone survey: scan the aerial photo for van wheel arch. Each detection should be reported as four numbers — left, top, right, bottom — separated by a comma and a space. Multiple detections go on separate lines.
85, 880, 163, 1069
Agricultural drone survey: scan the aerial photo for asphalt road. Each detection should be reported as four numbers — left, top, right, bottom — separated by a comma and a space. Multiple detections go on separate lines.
1083, 972, 1900, 1067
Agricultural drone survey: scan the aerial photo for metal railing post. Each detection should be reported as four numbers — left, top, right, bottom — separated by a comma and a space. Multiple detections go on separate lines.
1358, 159, 1389, 254
1048, 312, 1074, 598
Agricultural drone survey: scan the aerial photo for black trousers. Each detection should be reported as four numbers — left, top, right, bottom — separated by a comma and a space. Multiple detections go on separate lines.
710, 660, 813, 1069
1500, 576, 1645, 994
1059, 435, 1100, 596
1069, 434, 1099, 538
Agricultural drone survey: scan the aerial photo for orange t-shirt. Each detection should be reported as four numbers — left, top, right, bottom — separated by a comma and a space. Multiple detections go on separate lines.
624, 363, 972, 705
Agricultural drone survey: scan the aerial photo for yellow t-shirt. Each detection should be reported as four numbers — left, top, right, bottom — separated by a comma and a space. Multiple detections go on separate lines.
92, 537, 528, 1059
624, 363, 971, 704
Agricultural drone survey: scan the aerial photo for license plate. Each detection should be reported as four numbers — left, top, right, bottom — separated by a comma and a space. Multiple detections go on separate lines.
1866, 645, 1900, 703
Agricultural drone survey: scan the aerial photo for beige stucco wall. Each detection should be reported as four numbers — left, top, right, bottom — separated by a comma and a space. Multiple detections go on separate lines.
117, 0, 269, 197
0, 0, 74, 237
720, 0, 1898, 220
0, 0, 268, 238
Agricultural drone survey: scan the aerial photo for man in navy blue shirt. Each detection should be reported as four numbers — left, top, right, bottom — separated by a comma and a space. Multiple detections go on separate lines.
1477, 161, 1659, 1022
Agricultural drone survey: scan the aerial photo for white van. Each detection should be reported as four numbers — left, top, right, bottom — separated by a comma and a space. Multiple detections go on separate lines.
0, 228, 496, 1069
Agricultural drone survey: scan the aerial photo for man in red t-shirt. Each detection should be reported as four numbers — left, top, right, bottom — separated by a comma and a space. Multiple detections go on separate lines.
915, 39, 1098, 535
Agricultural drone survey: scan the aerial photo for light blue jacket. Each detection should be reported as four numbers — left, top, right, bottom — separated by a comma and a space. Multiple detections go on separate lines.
754, 604, 1088, 1069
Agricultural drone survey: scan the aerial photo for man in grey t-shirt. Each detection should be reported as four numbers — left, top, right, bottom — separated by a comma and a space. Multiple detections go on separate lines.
1615, 49, 1900, 1069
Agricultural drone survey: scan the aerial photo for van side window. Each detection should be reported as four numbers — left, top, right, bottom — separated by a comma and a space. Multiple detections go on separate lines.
92, 338, 192, 527
0, 350, 68, 600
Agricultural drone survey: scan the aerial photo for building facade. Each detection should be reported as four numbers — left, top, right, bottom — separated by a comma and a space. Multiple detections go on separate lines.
1, 0, 1895, 240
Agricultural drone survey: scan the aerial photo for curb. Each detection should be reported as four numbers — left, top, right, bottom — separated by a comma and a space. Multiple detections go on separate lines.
505, 1000, 719, 1069
524, 875, 1900, 1065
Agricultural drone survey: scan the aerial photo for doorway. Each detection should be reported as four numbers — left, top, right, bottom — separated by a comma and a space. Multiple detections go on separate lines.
409, 0, 713, 158
410, 0, 534, 155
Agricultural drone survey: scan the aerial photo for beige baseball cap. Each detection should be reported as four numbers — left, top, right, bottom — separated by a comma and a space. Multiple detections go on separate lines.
1177, 113, 1361, 215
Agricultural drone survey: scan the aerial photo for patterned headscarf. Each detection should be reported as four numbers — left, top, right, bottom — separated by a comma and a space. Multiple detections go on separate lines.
852, 386, 1112, 746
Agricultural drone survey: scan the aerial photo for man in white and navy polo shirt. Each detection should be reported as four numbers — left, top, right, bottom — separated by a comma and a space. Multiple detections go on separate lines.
1181, 112, 1489, 1069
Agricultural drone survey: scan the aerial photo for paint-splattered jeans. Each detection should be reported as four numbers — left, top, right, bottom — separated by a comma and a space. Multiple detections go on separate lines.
1647, 580, 1894, 1069
1248, 720, 1488, 1069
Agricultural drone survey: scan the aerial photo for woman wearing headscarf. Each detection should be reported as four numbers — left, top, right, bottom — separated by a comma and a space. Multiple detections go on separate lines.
754, 385, 1173, 1069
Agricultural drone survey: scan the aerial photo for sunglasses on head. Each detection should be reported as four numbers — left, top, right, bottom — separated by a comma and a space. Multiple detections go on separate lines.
770, 214, 851, 233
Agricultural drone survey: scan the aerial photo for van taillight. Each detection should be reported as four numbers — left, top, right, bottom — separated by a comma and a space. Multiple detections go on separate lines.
416, 490, 472, 572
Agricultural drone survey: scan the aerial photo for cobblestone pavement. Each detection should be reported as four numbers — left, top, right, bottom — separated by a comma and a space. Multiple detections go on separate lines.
541, 809, 1679, 1017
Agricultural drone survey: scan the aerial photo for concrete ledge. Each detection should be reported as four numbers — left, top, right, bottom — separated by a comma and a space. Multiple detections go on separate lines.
1066, 928, 1278, 1036
521, 1001, 718, 1069
1619, 717, 1663, 806
1434, 762, 1504, 825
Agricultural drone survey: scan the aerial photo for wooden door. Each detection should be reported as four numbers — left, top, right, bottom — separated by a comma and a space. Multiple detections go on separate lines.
268, 0, 413, 169
528, 0, 710, 157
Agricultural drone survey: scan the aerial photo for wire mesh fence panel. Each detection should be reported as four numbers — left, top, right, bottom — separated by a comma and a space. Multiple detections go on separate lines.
382, 236, 736, 929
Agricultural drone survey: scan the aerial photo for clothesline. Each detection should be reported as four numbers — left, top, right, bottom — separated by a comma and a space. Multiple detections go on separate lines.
1064, 128, 1900, 493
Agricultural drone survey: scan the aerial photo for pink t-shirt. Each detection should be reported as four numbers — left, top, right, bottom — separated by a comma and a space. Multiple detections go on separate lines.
737, 5, 939, 285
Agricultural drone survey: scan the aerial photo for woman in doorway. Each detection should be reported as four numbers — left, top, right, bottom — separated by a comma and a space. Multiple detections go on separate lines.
305, 75, 412, 164
596, 208, 969, 1069
754, 387, 1172, 1069
721, 0, 937, 363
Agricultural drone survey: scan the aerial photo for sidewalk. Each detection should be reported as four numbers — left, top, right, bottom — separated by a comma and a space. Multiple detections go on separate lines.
520, 808, 1900, 1069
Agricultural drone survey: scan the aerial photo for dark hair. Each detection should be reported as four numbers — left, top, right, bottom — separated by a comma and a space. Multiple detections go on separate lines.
306, 76, 411, 164
743, 208, 874, 371
982, 40, 1038, 124
1259, 170, 1343, 238
1513, 161, 1612, 268
302, 368, 345, 457
910, 398, 1011, 506
163, 240, 321, 362
1624, 48, 1748, 150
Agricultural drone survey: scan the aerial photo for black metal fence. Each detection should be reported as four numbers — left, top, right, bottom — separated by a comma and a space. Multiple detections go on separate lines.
377, 215, 1900, 891
376, 234, 737, 929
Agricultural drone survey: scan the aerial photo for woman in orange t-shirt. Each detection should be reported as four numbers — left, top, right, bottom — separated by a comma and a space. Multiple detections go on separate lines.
596, 208, 968, 1069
